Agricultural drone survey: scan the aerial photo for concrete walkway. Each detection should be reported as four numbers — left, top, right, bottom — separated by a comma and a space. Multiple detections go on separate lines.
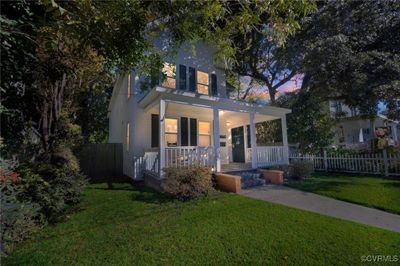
241, 185, 400, 233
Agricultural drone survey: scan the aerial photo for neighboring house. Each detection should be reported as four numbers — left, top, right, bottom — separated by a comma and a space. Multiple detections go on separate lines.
330, 101, 399, 150
108, 38, 291, 179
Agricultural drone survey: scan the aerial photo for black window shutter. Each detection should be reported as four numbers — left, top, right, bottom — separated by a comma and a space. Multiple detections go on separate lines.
151, 114, 159, 148
246, 124, 251, 148
190, 118, 197, 146
180, 117, 188, 146
179, 65, 187, 90
211, 74, 217, 96
150, 72, 159, 87
189, 67, 196, 92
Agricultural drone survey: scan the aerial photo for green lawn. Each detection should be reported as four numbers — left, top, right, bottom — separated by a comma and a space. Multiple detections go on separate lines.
4, 183, 400, 266
287, 173, 400, 214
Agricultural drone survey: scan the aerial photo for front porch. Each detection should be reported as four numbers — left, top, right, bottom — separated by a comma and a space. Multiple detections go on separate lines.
136, 86, 290, 178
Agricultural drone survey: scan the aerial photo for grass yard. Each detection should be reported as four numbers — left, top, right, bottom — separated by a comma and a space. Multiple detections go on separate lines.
287, 173, 400, 214
4, 183, 400, 266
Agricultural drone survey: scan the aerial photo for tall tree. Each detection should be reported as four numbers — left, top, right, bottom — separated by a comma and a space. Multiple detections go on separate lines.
291, 0, 400, 116
277, 91, 335, 153
1, 0, 315, 154
230, 29, 301, 104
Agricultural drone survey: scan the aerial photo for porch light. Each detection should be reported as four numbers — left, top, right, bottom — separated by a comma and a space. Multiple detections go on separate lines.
220, 110, 224, 115
226, 121, 231, 127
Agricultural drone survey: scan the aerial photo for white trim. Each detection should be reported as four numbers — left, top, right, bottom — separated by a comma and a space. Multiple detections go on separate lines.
139, 86, 291, 116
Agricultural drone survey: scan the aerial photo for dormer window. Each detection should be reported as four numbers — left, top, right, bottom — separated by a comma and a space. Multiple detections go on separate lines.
161, 63, 176, 89
197, 70, 209, 95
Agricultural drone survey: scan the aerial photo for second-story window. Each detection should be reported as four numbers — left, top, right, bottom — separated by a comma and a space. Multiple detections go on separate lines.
162, 63, 176, 89
197, 70, 209, 95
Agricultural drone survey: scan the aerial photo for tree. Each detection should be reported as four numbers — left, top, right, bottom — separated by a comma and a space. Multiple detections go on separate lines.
291, 0, 400, 116
1, 0, 315, 155
230, 28, 301, 104
277, 91, 335, 153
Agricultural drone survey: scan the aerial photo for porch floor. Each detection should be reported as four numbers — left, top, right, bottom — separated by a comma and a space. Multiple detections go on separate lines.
221, 163, 253, 173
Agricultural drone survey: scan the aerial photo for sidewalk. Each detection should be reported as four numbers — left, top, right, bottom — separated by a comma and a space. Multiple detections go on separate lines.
241, 185, 400, 233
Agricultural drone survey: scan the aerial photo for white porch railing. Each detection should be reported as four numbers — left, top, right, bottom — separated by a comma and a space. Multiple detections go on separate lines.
165, 146, 215, 168
255, 146, 289, 167
138, 146, 289, 177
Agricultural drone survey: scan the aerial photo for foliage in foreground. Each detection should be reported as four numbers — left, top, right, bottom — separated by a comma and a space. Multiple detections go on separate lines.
0, 182, 43, 256
0, 148, 87, 256
162, 167, 214, 200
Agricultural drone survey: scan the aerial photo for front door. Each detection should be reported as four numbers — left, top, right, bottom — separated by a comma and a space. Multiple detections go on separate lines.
231, 126, 245, 163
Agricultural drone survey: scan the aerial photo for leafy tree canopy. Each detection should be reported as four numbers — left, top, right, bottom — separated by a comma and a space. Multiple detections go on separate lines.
1, 0, 315, 155
292, 0, 400, 118
277, 91, 335, 153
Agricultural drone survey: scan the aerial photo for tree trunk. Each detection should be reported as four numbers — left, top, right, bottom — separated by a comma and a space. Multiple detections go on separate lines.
41, 101, 50, 151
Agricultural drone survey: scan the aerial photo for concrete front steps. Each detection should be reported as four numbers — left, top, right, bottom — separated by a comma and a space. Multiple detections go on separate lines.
221, 163, 253, 172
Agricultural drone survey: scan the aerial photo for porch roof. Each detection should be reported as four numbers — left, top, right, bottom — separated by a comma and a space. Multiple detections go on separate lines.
138, 86, 291, 117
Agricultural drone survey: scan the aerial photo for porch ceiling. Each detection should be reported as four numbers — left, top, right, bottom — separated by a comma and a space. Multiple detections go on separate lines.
147, 101, 279, 127
139, 86, 291, 118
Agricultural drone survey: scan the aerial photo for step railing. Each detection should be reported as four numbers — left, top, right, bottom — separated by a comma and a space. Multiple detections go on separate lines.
255, 146, 289, 167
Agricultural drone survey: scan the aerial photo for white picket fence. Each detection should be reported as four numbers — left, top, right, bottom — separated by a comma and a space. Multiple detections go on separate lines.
290, 150, 400, 177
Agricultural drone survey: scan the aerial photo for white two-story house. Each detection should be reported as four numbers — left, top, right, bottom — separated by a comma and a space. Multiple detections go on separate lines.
108, 38, 291, 179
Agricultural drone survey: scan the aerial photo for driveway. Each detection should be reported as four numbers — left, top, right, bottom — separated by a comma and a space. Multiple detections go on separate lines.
241, 185, 400, 233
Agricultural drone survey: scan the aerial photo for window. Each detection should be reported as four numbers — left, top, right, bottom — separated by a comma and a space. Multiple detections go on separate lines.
161, 63, 176, 89
127, 74, 131, 99
126, 123, 130, 151
165, 118, 178, 147
198, 121, 211, 147
197, 70, 209, 95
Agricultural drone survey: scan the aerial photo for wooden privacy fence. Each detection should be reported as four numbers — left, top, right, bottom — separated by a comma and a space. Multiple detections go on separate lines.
78, 143, 123, 180
290, 150, 400, 177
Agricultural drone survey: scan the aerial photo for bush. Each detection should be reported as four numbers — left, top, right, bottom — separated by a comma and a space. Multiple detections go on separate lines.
18, 148, 87, 222
290, 161, 314, 180
1, 181, 44, 256
162, 167, 213, 200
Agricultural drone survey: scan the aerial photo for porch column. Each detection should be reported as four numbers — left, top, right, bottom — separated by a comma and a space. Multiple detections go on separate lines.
159, 98, 166, 176
249, 112, 258, 169
281, 114, 289, 164
213, 108, 221, 172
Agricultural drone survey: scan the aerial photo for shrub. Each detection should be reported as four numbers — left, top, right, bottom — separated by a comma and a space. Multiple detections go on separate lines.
162, 167, 213, 200
290, 161, 314, 180
0, 181, 44, 256
18, 148, 88, 222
